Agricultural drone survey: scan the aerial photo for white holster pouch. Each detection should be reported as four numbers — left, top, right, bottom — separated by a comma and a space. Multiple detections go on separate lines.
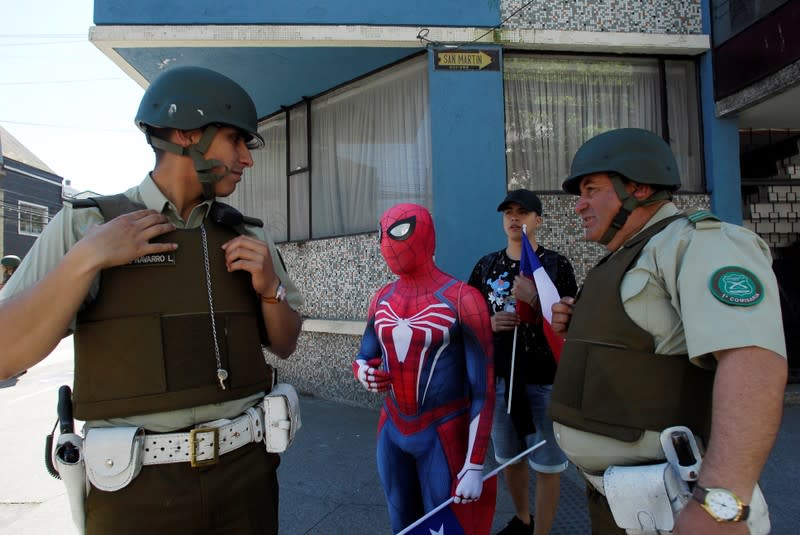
83, 427, 145, 492
592, 464, 770, 534
603, 463, 687, 533
746, 485, 771, 535
53, 432, 87, 534
263, 383, 301, 453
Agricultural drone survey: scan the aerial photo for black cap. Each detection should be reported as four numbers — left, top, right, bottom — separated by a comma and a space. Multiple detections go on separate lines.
496, 189, 542, 215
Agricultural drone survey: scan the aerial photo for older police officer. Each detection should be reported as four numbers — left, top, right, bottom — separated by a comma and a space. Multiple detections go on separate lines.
0, 66, 302, 534
549, 128, 787, 534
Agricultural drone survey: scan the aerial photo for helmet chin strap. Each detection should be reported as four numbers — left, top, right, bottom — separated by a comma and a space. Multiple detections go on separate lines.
146, 125, 230, 200
598, 175, 672, 245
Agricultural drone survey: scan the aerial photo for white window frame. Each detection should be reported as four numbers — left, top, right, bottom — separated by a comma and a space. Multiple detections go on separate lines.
503, 53, 704, 193
18, 200, 49, 237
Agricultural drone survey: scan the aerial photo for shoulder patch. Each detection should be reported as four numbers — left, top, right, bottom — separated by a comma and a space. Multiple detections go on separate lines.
709, 266, 764, 307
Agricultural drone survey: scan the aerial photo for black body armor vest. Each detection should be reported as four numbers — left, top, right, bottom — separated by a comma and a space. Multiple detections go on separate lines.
71, 195, 272, 420
550, 214, 714, 443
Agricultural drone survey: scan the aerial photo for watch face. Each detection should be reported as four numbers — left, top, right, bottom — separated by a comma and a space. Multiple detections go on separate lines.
705, 489, 741, 521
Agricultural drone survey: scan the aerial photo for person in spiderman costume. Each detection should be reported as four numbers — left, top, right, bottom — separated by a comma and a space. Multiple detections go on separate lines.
352, 203, 496, 534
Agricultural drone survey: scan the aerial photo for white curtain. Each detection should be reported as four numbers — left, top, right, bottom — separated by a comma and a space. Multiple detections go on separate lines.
228, 57, 430, 242
666, 60, 703, 191
227, 118, 288, 241
310, 57, 431, 238
504, 55, 701, 192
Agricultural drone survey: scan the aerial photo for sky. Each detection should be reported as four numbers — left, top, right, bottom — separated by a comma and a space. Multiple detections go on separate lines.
0, 0, 152, 195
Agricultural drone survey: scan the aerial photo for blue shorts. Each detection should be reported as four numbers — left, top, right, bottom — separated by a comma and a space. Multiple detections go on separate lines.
491, 379, 568, 474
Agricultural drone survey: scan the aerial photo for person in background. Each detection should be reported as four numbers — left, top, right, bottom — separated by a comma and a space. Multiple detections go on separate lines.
550, 128, 787, 534
0, 254, 21, 290
469, 189, 577, 535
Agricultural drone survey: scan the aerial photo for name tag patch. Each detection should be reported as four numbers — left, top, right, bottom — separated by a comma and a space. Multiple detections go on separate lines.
709, 266, 763, 307
128, 253, 176, 267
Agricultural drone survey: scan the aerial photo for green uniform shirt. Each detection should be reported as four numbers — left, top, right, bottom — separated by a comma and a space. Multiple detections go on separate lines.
555, 202, 786, 472
1, 175, 303, 432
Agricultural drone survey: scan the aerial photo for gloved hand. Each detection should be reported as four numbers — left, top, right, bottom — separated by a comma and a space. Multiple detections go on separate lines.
454, 462, 484, 504
352, 358, 390, 393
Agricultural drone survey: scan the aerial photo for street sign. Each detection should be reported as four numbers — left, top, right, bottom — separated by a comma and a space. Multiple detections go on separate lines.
434, 49, 500, 71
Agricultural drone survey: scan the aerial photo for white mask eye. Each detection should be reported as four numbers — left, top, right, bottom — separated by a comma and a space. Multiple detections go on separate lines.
389, 223, 411, 238
387, 216, 416, 241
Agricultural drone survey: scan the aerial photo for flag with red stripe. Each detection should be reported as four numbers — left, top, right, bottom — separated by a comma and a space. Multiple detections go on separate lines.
517, 226, 564, 363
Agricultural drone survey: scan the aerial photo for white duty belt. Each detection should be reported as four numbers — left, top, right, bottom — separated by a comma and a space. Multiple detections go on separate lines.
142, 405, 264, 467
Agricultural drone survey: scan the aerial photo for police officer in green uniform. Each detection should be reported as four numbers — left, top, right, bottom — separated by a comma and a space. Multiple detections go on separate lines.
549, 128, 787, 534
0, 66, 303, 534
1, 254, 21, 289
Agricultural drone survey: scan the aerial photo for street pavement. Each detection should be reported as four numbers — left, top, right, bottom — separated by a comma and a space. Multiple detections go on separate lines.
1, 337, 798, 534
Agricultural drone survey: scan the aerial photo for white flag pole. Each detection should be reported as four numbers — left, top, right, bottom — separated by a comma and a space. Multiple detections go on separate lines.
507, 325, 518, 414
507, 223, 529, 415
396, 440, 546, 535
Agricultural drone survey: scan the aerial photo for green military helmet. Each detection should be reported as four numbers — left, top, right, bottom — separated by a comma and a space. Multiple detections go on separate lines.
562, 128, 681, 195
1, 254, 21, 268
135, 66, 264, 149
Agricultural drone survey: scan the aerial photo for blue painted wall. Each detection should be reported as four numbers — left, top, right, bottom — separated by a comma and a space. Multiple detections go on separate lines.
700, 0, 742, 224
117, 47, 418, 118
428, 46, 508, 281
95, 0, 500, 26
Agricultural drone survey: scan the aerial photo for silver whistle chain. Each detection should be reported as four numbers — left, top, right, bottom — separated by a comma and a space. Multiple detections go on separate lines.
200, 224, 228, 390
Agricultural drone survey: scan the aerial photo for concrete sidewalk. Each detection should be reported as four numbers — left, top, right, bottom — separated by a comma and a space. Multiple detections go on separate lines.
1, 338, 798, 534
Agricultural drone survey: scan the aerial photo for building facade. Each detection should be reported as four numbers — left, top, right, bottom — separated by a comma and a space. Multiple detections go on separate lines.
90, 0, 796, 404
0, 126, 64, 261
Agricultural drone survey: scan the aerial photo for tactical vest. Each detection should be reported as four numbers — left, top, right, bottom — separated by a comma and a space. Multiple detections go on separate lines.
71, 195, 273, 420
550, 213, 714, 443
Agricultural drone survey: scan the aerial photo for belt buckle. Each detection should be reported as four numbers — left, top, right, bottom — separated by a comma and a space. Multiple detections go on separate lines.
189, 427, 219, 467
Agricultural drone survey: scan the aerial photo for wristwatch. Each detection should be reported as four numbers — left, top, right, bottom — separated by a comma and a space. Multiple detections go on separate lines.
692, 484, 750, 522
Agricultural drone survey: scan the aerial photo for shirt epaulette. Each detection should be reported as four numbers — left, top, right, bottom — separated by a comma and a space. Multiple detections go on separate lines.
67, 198, 100, 209
242, 215, 264, 228
67, 194, 144, 221
210, 201, 264, 228
685, 209, 720, 224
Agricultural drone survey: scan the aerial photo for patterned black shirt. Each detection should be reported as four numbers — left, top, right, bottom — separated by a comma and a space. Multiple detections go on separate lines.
468, 246, 577, 385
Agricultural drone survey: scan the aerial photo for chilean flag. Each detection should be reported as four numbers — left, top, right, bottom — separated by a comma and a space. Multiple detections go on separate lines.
517, 225, 564, 363
398, 478, 497, 535
398, 442, 545, 535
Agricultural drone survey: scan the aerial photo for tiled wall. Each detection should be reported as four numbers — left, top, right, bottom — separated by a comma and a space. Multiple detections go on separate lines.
500, 0, 703, 34
272, 192, 710, 408
742, 143, 800, 250
279, 232, 394, 321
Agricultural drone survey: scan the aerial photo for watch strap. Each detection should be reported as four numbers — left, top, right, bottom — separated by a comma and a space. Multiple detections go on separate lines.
692, 484, 750, 522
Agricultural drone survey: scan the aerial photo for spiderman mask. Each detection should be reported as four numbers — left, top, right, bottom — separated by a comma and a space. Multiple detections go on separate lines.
379, 203, 435, 277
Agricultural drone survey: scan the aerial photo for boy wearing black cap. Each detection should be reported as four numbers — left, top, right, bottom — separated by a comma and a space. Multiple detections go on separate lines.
468, 189, 577, 535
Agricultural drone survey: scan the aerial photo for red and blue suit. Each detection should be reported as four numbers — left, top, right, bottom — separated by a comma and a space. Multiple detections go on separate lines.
353, 204, 495, 533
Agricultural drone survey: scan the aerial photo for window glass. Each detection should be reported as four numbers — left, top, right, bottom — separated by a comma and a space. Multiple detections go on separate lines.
231, 56, 431, 242
18, 200, 48, 236
666, 60, 703, 191
504, 54, 702, 192
310, 57, 431, 239
227, 118, 287, 241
